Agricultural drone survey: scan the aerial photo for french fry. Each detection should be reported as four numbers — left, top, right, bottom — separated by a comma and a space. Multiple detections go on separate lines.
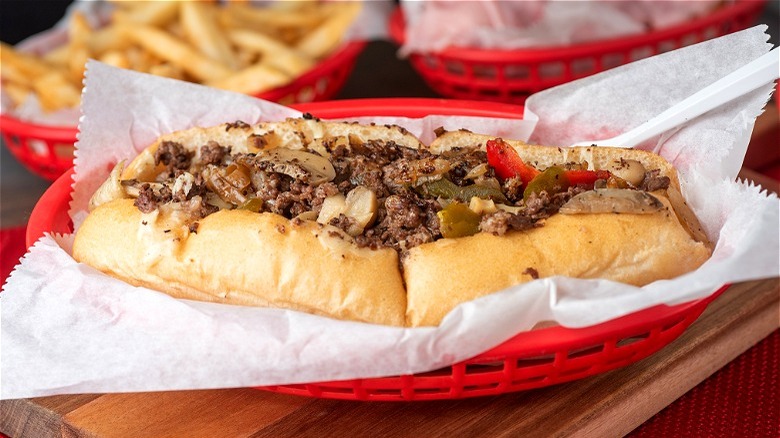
236, 48, 260, 69
99, 50, 131, 69
180, 2, 239, 70
65, 12, 93, 84
227, 29, 314, 77
67, 45, 90, 84
2, 82, 33, 107
296, 2, 361, 59
111, 1, 180, 27
0, 61, 34, 87
0, 42, 54, 78
206, 62, 289, 94
267, 1, 321, 13
105, 0, 152, 10
124, 45, 159, 73
165, 21, 185, 40
148, 63, 185, 81
32, 72, 81, 111
42, 45, 70, 67
68, 11, 92, 45
122, 25, 232, 82
87, 26, 134, 56
219, 3, 324, 32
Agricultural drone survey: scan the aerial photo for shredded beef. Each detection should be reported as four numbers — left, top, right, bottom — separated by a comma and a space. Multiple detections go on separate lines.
381, 159, 414, 191
172, 174, 208, 203
158, 185, 172, 202
639, 170, 671, 192
200, 142, 228, 165
225, 120, 250, 130
155, 141, 192, 174
329, 143, 350, 159
329, 214, 358, 234
527, 186, 587, 218
252, 171, 283, 201
502, 177, 525, 202
198, 201, 219, 218
355, 222, 436, 251
247, 134, 267, 150
313, 182, 339, 207
385, 193, 424, 229
444, 149, 489, 186
134, 184, 159, 213
480, 185, 587, 235
130, 132, 668, 255
480, 210, 536, 235
350, 156, 388, 197
353, 192, 440, 251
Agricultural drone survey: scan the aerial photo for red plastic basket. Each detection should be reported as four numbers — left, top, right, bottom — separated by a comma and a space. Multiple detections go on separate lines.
26, 98, 725, 401
389, 1, 766, 103
0, 41, 366, 182
0, 115, 76, 181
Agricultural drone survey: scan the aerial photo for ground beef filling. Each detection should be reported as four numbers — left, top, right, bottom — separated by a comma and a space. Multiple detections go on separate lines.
130, 138, 669, 253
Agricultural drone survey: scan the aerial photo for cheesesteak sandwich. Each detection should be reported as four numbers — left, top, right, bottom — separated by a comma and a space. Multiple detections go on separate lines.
73, 116, 712, 327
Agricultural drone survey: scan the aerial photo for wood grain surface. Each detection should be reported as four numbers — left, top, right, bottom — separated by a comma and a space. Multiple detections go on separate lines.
1, 277, 777, 438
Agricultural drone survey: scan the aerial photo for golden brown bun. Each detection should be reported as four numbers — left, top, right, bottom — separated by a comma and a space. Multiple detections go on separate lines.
73, 199, 407, 326
75, 121, 711, 327
403, 195, 710, 327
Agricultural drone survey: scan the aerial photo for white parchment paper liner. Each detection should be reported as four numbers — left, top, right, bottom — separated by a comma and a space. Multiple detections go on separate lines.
2, 26, 778, 399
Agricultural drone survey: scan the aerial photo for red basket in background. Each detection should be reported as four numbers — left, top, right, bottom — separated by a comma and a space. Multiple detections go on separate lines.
389, 1, 766, 103
26, 98, 726, 401
0, 41, 366, 182
0, 115, 76, 181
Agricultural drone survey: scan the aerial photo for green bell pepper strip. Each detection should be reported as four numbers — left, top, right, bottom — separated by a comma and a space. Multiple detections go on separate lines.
437, 202, 481, 238
421, 177, 507, 203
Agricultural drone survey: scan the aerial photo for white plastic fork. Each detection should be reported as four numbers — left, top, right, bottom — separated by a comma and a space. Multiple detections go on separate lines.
571, 47, 779, 148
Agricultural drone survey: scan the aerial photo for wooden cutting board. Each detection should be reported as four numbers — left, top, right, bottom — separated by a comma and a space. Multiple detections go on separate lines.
1, 276, 777, 438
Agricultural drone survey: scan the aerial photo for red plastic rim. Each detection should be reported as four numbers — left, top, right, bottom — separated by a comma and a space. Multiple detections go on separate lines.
0, 113, 76, 181
0, 41, 366, 181
389, 1, 766, 101
26, 98, 723, 401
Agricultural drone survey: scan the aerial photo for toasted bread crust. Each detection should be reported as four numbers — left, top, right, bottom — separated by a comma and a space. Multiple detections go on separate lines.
403, 193, 709, 326
73, 199, 407, 326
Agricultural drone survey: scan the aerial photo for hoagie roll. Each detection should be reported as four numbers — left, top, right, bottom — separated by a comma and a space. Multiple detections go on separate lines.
74, 117, 711, 326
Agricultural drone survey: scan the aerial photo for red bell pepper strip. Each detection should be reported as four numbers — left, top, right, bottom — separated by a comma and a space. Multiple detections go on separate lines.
486, 138, 539, 184
564, 169, 612, 187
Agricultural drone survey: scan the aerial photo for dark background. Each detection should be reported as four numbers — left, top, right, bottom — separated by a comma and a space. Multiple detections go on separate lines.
1, 0, 72, 44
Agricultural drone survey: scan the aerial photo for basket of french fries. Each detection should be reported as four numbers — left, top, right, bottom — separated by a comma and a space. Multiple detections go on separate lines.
0, 0, 366, 181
